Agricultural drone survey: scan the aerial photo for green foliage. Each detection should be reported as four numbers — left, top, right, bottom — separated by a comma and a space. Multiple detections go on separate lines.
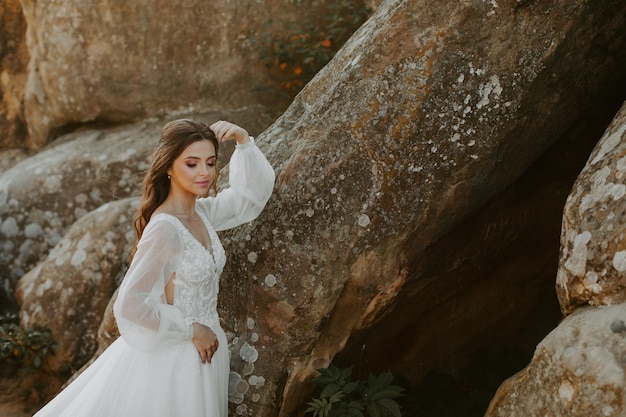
0, 313, 57, 370
306, 363, 405, 417
253, 0, 372, 98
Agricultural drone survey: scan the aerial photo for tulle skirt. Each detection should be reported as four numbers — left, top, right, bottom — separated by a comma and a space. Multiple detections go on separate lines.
33, 327, 229, 417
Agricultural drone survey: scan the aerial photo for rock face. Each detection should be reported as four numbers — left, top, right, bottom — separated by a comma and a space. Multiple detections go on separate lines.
486, 102, 626, 416
16, 198, 136, 372
486, 303, 626, 417
557, 103, 626, 315
17, 0, 357, 148
213, 0, 626, 415
1, 121, 159, 310
0, 0, 28, 149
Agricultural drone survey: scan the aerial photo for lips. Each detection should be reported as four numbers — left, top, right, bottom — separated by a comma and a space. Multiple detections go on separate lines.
195, 181, 210, 188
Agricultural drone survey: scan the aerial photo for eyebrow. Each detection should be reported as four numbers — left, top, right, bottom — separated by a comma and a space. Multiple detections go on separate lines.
184, 155, 217, 160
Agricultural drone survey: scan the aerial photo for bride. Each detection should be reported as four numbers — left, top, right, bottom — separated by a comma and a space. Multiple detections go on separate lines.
33, 119, 275, 417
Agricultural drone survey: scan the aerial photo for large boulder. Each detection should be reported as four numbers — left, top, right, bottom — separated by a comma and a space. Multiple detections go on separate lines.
557, 102, 626, 315
16, 197, 136, 372
212, 0, 626, 415
18, 0, 361, 148
0, 0, 28, 149
0, 120, 158, 309
485, 102, 626, 416
485, 303, 626, 417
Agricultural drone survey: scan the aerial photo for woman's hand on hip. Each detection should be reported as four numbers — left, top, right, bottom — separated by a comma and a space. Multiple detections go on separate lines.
192, 322, 219, 363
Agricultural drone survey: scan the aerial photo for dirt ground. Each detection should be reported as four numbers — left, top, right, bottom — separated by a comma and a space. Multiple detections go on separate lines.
0, 369, 65, 417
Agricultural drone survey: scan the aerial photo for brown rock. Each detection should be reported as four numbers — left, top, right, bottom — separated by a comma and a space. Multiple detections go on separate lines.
0, 0, 28, 150
0, 121, 159, 303
18, 0, 344, 148
16, 198, 136, 372
557, 101, 626, 315
214, 0, 626, 415
485, 303, 626, 417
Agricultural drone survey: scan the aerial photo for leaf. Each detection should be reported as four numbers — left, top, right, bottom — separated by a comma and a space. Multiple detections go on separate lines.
366, 402, 382, 417
370, 387, 405, 401
320, 383, 339, 399
378, 371, 393, 387
367, 373, 378, 387
340, 366, 353, 381
315, 368, 338, 385
329, 391, 344, 404
376, 398, 402, 417
347, 407, 365, 417
343, 380, 360, 394
347, 401, 365, 411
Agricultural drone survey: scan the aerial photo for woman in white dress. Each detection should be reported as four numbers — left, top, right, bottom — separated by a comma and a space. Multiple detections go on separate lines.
33, 119, 275, 417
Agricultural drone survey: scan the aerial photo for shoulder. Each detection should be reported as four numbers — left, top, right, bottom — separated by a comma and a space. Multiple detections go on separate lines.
142, 213, 183, 242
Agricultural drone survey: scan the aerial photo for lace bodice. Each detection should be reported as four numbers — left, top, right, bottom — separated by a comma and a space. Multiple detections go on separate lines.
160, 212, 226, 329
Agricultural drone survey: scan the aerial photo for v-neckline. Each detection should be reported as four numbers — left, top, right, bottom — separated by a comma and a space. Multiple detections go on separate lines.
155, 212, 215, 257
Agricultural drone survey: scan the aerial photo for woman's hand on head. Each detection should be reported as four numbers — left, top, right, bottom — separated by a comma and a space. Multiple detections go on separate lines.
191, 322, 219, 364
210, 121, 251, 145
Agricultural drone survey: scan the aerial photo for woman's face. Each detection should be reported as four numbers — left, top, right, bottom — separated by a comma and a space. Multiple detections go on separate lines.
167, 140, 217, 197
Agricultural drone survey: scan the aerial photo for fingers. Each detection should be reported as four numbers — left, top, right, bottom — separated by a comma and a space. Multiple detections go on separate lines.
210, 120, 248, 144
200, 344, 218, 363
197, 340, 219, 364
191, 322, 219, 364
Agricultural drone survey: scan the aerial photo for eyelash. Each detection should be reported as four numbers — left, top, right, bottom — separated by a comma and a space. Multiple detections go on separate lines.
186, 162, 215, 168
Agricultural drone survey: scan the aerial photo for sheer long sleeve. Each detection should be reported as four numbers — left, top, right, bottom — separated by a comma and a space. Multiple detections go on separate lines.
197, 139, 275, 231
113, 218, 192, 352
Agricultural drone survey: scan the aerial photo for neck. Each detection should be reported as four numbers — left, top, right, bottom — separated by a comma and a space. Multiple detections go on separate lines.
163, 189, 197, 218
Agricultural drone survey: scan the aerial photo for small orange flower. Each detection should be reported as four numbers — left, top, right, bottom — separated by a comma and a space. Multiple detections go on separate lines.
294, 67, 303, 75
321, 39, 331, 48
279, 62, 287, 71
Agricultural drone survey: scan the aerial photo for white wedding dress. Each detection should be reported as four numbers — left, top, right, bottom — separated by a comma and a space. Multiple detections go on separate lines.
33, 140, 275, 417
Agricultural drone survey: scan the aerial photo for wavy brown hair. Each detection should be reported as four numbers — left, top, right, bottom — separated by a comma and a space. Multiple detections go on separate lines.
130, 118, 219, 259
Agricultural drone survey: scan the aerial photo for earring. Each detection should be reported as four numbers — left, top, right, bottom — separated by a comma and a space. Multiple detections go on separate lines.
167, 174, 171, 179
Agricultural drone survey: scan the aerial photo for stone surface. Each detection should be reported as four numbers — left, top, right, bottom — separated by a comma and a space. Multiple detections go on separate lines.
16, 198, 136, 372
18, 0, 360, 148
557, 101, 626, 315
214, 0, 626, 415
0, 0, 28, 149
0, 149, 31, 174
486, 101, 626, 417
485, 303, 626, 417
1, 121, 159, 309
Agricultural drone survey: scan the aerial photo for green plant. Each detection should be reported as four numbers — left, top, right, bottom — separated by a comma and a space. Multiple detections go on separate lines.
306, 363, 405, 417
0, 313, 57, 370
253, 0, 372, 98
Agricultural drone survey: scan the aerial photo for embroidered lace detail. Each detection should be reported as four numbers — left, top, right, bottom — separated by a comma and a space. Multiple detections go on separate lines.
165, 213, 226, 330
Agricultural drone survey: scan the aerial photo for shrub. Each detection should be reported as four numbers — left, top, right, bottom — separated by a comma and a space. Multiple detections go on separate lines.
0, 313, 57, 371
306, 363, 405, 417
253, 0, 372, 98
